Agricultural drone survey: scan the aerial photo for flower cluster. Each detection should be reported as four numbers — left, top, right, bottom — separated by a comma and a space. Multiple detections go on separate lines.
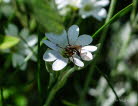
5, 24, 37, 70
55, 0, 109, 20
43, 25, 97, 71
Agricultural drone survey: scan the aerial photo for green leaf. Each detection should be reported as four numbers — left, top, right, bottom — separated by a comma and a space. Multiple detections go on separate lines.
62, 100, 77, 106
28, 0, 64, 33
0, 36, 20, 50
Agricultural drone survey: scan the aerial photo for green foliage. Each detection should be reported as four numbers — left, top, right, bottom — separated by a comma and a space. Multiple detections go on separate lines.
29, 0, 64, 33
0, 35, 20, 50
62, 100, 77, 106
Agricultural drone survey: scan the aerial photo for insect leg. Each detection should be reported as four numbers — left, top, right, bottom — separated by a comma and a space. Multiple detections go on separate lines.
66, 33, 71, 45
56, 44, 64, 50
71, 56, 75, 64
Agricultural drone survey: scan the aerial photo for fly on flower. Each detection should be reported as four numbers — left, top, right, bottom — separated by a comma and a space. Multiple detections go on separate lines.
65, 45, 82, 57
43, 25, 97, 71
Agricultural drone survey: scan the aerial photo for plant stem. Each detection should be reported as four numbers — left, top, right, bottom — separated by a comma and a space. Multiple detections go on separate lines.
37, 32, 41, 97
92, 3, 133, 38
0, 88, 4, 106
105, 0, 117, 23
78, 0, 117, 105
95, 66, 120, 101
43, 67, 76, 106
102, 0, 117, 35
68, 11, 77, 27
130, 0, 137, 24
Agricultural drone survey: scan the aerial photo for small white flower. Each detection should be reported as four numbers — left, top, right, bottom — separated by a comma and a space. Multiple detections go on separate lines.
3, 0, 11, 3
55, 0, 81, 16
43, 25, 97, 71
67, 0, 81, 8
79, 0, 109, 20
55, 0, 68, 10
5, 24, 37, 70
55, 0, 81, 9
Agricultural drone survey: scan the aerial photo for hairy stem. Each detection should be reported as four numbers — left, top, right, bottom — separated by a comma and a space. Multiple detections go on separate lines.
43, 67, 76, 106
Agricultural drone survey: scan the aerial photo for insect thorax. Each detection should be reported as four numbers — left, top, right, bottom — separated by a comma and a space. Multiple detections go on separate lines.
64, 45, 82, 57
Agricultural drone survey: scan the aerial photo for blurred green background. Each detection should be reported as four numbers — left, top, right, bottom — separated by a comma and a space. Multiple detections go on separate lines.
0, 0, 137, 106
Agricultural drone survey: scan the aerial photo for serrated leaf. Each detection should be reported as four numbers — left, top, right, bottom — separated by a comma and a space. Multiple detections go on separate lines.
0, 36, 20, 50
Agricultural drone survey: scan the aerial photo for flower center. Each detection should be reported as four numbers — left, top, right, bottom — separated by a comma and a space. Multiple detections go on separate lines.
63, 45, 82, 57
83, 4, 93, 11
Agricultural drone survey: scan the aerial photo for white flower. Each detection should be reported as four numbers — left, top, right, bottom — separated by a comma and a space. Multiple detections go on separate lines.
5, 24, 37, 70
79, 0, 109, 20
43, 25, 97, 71
55, 0, 81, 16
55, 0, 68, 10
55, 0, 81, 9
3, 0, 11, 3
67, 0, 81, 8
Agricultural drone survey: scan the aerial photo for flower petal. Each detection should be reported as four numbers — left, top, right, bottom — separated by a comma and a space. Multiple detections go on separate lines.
43, 40, 59, 51
75, 34, 92, 46
70, 57, 84, 67
12, 53, 24, 67
91, 8, 107, 21
81, 46, 97, 52
97, 8, 107, 18
81, 51, 93, 61
95, 0, 109, 7
26, 35, 37, 47
45, 30, 68, 48
52, 57, 68, 71
43, 50, 58, 62
68, 25, 79, 45
55, 0, 68, 9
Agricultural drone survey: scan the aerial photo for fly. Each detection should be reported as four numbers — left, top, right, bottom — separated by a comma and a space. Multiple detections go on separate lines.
65, 45, 82, 57
53, 33, 83, 64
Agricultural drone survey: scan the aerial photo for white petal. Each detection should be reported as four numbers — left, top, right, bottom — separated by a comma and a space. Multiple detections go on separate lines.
12, 53, 24, 67
43, 40, 59, 51
26, 35, 37, 47
52, 57, 68, 71
68, 25, 79, 45
81, 51, 93, 61
75, 34, 92, 46
19, 28, 29, 39
91, 8, 107, 21
55, 0, 68, 9
20, 62, 27, 70
45, 30, 68, 48
43, 50, 58, 62
97, 8, 107, 18
5, 24, 18, 37
81, 46, 97, 52
95, 0, 109, 7
79, 9, 93, 19
70, 57, 84, 67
